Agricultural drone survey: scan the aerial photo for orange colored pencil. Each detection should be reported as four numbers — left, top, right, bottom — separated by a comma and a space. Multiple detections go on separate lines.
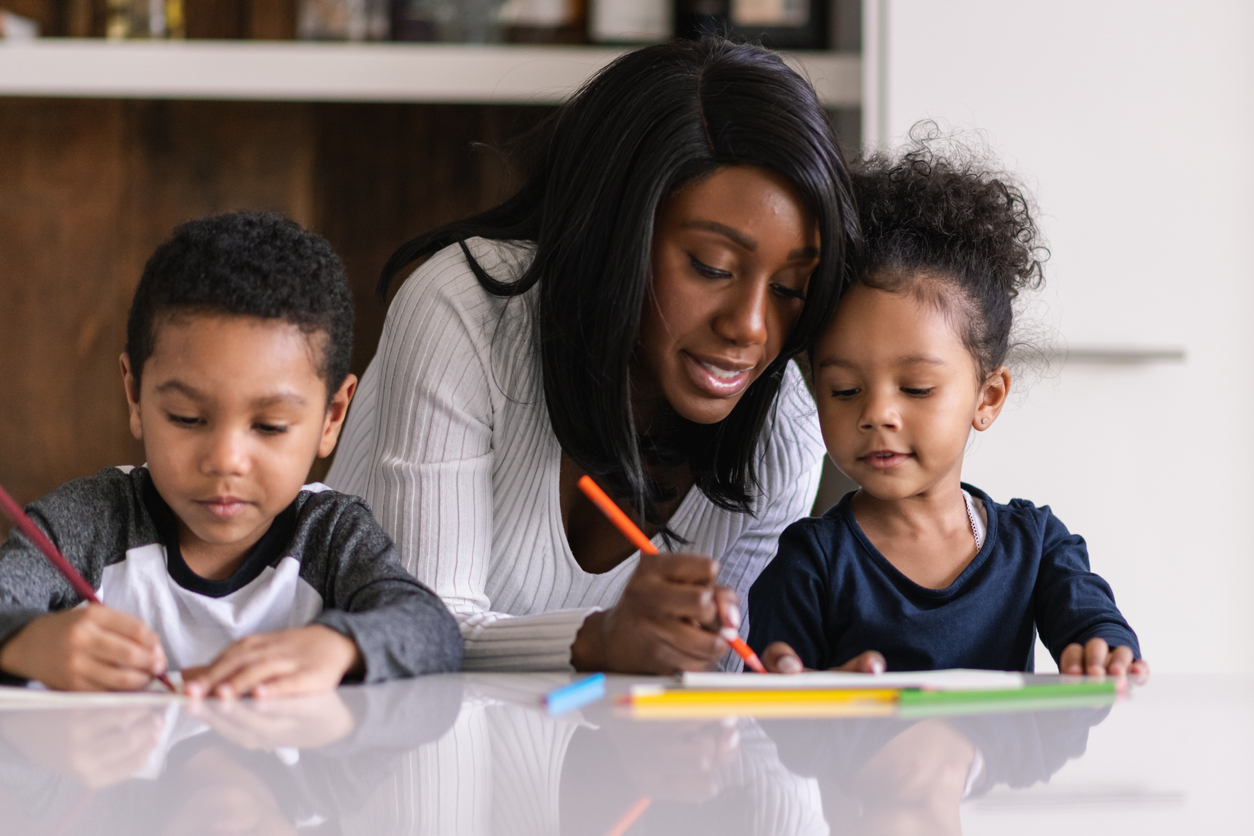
576, 475, 768, 674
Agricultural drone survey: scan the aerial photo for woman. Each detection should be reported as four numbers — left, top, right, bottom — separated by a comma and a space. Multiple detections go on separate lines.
328, 38, 859, 673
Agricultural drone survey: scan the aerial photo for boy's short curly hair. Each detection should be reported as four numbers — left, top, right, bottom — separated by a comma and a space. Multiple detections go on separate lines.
126, 212, 353, 401
850, 127, 1047, 378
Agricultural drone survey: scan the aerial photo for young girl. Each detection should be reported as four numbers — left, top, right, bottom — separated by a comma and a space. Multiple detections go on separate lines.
747, 142, 1148, 679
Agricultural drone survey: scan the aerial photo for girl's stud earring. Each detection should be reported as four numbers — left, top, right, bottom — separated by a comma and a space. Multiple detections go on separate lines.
981, 418, 989, 425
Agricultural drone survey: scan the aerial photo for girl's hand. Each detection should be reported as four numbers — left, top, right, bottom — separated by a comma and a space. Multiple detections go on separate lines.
0, 606, 167, 691
1059, 638, 1150, 682
182, 625, 362, 700
571, 552, 734, 674
762, 641, 886, 675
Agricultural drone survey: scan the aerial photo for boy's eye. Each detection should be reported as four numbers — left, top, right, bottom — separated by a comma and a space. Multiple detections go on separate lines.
167, 413, 203, 427
830, 388, 860, 399
689, 254, 733, 279
902, 387, 935, 397
770, 282, 807, 301
254, 423, 289, 435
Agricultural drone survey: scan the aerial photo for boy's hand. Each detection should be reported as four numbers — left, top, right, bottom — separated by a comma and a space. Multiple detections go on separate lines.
182, 624, 362, 700
762, 641, 886, 675
0, 606, 167, 691
1060, 637, 1150, 682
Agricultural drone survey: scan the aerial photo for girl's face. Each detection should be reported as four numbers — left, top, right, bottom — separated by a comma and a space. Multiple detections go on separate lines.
636, 165, 820, 426
813, 282, 1010, 502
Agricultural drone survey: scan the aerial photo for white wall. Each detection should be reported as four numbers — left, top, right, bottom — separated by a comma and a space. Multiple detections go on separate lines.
866, 0, 1254, 673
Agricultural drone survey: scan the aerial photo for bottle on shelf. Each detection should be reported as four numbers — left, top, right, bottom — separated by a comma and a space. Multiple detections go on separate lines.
299, 0, 390, 40
499, 0, 585, 44
390, 0, 504, 43
588, 0, 671, 44
675, 0, 827, 50
106, 0, 185, 39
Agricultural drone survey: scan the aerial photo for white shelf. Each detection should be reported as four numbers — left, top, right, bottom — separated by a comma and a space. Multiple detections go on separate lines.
0, 39, 860, 106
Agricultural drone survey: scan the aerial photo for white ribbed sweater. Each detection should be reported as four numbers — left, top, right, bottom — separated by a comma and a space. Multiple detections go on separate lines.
328, 238, 826, 670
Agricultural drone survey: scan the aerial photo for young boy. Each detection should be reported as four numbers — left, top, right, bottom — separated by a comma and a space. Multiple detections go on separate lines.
0, 212, 462, 697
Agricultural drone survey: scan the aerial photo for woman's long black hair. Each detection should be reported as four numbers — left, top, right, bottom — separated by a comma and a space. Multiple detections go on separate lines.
379, 38, 858, 532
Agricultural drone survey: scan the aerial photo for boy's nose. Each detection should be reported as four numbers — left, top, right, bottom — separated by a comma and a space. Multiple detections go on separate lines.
202, 431, 250, 475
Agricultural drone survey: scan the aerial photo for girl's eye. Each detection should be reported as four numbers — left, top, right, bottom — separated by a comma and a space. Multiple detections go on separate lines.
831, 388, 860, 399
254, 423, 289, 435
770, 283, 807, 301
902, 387, 934, 397
167, 413, 202, 427
689, 254, 733, 279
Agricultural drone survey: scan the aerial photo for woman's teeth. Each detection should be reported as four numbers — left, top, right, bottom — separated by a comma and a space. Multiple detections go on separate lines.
701, 362, 745, 381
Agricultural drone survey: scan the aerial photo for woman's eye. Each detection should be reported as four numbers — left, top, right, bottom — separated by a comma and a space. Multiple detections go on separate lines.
831, 388, 859, 399
689, 255, 733, 279
770, 283, 807, 301
167, 413, 202, 427
902, 387, 934, 397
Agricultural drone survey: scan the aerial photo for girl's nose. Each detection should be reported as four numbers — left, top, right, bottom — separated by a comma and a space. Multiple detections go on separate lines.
712, 278, 770, 347
859, 390, 901, 431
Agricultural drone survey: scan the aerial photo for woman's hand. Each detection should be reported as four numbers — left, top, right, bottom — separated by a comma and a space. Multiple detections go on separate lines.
762, 641, 886, 675
571, 552, 736, 674
1059, 638, 1150, 683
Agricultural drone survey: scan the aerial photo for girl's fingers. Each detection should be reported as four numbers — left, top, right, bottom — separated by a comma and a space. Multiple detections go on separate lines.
1084, 637, 1110, 676
836, 650, 886, 674
1059, 642, 1085, 675
1105, 645, 1134, 676
762, 642, 805, 674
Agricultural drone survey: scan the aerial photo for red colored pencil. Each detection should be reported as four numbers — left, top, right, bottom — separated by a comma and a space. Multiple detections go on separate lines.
575, 475, 767, 673
0, 483, 176, 692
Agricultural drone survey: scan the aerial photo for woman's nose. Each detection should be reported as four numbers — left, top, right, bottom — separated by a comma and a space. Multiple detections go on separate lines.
712, 278, 769, 347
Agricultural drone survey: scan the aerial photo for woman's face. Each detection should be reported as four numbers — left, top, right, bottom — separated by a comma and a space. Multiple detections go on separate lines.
637, 165, 820, 426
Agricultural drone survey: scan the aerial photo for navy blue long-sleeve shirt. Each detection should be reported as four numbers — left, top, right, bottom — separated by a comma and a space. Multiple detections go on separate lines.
747, 485, 1139, 672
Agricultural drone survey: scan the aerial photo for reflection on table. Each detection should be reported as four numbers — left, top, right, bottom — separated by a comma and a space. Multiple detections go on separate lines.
0, 674, 1241, 835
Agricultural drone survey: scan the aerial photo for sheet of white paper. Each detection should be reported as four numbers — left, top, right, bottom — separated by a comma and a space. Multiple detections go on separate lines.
0, 674, 185, 709
679, 669, 1025, 692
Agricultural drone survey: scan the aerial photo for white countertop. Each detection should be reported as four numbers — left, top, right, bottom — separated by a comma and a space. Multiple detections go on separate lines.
0, 673, 1243, 834
0, 40, 861, 106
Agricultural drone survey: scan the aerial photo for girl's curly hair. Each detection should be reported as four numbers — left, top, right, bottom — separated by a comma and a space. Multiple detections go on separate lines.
850, 125, 1048, 378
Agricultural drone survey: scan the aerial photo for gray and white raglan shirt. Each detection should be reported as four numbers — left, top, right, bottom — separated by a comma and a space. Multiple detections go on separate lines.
0, 466, 463, 681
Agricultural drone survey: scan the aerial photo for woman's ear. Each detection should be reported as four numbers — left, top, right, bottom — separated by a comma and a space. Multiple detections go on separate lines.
120, 353, 144, 442
973, 366, 1011, 431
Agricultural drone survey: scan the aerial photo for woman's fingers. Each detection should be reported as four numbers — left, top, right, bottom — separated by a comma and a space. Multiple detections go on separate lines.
647, 552, 720, 585
836, 650, 886, 674
762, 642, 805, 674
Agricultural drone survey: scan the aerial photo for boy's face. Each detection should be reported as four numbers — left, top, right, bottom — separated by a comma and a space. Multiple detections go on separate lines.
812, 283, 1008, 502
121, 314, 355, 564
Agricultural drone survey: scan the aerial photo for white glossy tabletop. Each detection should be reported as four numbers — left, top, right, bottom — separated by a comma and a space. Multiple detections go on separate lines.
0, 673, 1247, 835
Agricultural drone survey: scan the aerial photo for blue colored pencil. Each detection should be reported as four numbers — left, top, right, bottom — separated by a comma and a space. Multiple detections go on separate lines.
545, 673, 607, 715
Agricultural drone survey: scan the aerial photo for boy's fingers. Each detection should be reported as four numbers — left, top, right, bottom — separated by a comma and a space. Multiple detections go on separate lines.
1059, 643, 1085, 674
1084, 637, 1110, 676
85, 627, 163, 676
86, 606, 162, 652
762, 642, 805, 674
1129, 659, 1151, 685
218, 656, 301, 699
73, 655, 155, 692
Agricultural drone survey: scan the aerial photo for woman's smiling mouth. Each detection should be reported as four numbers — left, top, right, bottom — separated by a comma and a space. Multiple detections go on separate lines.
682, 351, 756, 397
